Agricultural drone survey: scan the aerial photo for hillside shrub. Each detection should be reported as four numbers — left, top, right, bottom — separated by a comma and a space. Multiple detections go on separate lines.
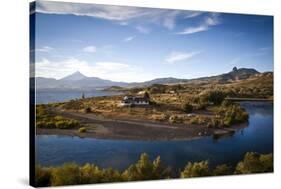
84, 107, 92, 113
78, 127, 87, 133
169, 115, 184, 124
200, 89, 227, 105
216, 104, 249, 126
183, 103, 193, 113
36, 105, 80, 129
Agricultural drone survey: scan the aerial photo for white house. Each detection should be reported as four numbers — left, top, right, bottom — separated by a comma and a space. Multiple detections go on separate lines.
120, 95, 150, 106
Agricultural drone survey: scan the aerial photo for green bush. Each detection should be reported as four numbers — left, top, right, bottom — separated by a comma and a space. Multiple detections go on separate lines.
80, 164, 123, 183
54, 116, 64, 121
149, 100, 157, 105
102, 168, 123, 182
207, 117, 224, 128
180, 161, 210, 178
122, 153, 170, 181
78, 127, 87, 133
80, 163, 103, 184
221, 99, 233, 107
148, 84, 167, 94
235, 152, 273, 174
51, 163, 81, 186
216, 104, 249, 127
36, 121, 56, 129
36, 105, 80, 129
143, 91, 150, 99
63, 100, 85, 110
55, 120, 68, 129
84, 107, 92, 113
35, 165, 52, 187
183, 103, 193, 113
213, 164, 232, 176
168, 115, 183, 124
189, 115, 207, 125
68, 120, 80, 128
55, 120, 80, 129
36, 121, 45, 128
196, 103, 207, 110
200, 89, 227, 105
45, 121, 56, 128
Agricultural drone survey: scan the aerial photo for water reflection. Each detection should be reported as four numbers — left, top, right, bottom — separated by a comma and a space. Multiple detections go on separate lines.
36, 102, 273, 171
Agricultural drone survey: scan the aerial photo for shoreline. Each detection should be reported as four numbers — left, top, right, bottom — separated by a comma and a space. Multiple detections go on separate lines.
36, 108, 248, 141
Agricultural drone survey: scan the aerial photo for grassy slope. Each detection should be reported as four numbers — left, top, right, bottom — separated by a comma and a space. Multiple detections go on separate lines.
49, 73, 273, 127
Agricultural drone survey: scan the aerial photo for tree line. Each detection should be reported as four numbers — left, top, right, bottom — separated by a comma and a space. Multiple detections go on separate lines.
35, 152, 273, 187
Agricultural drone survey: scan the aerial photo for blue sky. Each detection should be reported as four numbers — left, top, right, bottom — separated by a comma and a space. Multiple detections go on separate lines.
31, 1, 273, 82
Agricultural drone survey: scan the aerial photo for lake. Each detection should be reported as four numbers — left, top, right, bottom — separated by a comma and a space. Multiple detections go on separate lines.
36, 90, 122, 104
35, 101, 273, 171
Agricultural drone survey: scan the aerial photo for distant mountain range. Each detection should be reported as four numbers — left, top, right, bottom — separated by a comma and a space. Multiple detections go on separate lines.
35, 71, 127, 91
34, 67, 265, 91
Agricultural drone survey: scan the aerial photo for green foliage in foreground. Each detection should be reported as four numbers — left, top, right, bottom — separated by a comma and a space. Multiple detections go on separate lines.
235, 152, 273, 174
35, 152, 273, 187
36, 105, 80, 129
213, 164, 233, 176
180, 161, 210, 178
122, 154, 171, 181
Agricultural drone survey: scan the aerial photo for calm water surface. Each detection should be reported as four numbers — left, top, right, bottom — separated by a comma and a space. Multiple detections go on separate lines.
36, 102, 273, 170
36, 90, 122, 104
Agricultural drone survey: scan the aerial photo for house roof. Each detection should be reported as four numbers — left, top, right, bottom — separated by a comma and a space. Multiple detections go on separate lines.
122, 95, 149, 103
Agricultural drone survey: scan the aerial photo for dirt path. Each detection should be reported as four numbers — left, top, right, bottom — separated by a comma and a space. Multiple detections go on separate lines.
57, 110, 185, 130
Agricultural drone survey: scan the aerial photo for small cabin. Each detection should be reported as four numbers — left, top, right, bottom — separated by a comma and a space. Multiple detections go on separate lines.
120, 95, 150, 106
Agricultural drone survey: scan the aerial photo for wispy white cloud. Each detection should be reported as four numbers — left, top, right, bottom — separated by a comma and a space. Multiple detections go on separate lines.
163, 17, 175, 30
124, 36, 136, 42
176, 13, 221, 35
184, 12, 203, 18
34, 46, 54, 53
162, 10, 182, 30
82, 46, 97, 53
35, 58, 87, 79
151, 10, 203, 30
135, 26, 150, 34
35, 58, 151, 82
36, 2, 146, 21
36, 1, 203, 31
177, 25, 208, 35
119, 21, 129, 26
165, 51, 202, 64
